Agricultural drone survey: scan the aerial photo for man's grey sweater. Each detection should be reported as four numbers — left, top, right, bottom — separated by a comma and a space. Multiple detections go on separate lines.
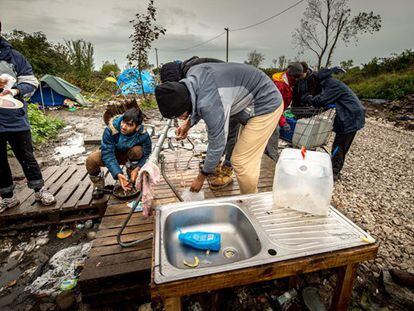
181, 62, 282, 173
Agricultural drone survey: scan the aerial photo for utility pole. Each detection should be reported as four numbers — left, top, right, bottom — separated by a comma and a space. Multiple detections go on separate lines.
155, 48, 159, 68
224, 27, 229, 62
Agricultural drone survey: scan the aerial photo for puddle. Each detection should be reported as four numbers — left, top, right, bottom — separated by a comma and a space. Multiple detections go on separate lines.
54, 132, 85, 161
0, 258, 21, 288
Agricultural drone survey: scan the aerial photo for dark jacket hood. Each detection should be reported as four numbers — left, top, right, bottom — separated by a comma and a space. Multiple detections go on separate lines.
0, 37, 13, 62
181, 56, 224, 76
316, 67, 346, 81
316, 68, 335, 81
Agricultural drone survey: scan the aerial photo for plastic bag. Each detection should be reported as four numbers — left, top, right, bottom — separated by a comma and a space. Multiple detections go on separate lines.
181, 190, 205, 202
25, 243, 91, 297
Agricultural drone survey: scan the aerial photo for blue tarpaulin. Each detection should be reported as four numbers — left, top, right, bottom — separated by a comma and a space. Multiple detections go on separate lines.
117, 68, 155, 95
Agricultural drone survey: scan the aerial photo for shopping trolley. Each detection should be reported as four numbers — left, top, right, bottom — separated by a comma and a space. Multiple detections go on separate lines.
279, 105, 336, 152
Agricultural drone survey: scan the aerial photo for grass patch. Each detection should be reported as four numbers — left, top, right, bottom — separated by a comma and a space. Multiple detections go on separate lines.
348, 71, 414, 100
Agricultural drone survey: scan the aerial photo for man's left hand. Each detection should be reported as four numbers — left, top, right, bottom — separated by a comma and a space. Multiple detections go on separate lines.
190, 173, 206, 192
130, 167, 140, 184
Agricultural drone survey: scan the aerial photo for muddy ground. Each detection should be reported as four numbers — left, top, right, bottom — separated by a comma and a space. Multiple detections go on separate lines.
1, 98, 413, 311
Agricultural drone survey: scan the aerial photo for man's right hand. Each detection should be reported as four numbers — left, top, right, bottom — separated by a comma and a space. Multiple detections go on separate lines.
176, 118, 191, 140
117, 173, 132, 191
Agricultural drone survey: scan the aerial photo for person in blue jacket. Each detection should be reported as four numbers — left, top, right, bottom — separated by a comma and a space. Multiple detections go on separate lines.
0, 22, 56, 212
85, 107, 152, 198
303, 67, 365, 180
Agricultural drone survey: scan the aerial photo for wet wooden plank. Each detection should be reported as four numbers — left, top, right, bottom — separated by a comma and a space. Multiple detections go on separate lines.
55, 167, 87, 209
89, 240, 153, 257
15, 165, 59, 204
62, 173, 90, 209
1, 166, 70, 218
96, 223, 154, 238
81, 257, 151, 281
99, 213, 154, 229
93, 230, 153, 248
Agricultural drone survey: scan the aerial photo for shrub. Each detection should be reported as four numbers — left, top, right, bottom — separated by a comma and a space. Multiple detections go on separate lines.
27, 104, 65, 145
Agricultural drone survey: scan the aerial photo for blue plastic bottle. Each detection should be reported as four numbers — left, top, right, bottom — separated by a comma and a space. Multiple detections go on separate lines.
178, 230, 221, 251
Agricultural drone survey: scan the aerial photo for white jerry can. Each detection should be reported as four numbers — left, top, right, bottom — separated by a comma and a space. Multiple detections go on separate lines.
273, 148, 334, 216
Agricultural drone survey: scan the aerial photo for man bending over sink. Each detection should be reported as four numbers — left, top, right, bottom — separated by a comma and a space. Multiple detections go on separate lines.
155, 62, 283, 194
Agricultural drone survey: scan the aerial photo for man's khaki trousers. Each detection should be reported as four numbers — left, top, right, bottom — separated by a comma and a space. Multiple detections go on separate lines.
231, 104, 283, 194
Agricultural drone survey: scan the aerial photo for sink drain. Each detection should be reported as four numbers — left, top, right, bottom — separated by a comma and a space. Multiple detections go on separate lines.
223, 247, 238, 259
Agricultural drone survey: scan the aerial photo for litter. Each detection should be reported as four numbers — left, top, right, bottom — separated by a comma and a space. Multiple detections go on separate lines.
24, 239, 37, 253
84, 220, 94, 229
181, 190, 205, 202
360, 236, 375, 243
127, 200, 143, 212
26, 243, 91, 297
36, 237, 49, 246
57, 226, 73, 239
60, 279, 77, 291
183, 256, 199, 268
5, 279, 17, 289
76, 223, 84, 230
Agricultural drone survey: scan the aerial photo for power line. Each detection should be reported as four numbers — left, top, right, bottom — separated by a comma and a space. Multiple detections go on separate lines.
156, 0, 306, 54
157, 31, 226, 53
230, 0, 306, 32
173, 31, 226, 52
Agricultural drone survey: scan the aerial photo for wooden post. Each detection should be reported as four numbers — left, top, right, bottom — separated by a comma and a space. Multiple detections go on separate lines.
164, 297, 181, 311
330, 263, 358, 311
224, 28, 229, 62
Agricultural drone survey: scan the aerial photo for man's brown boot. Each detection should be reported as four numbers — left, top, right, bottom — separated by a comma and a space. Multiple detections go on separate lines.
207, 164, 233, 190
221, 164, 233, 177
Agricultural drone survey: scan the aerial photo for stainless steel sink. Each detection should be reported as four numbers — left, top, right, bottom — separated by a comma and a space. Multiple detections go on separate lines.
154, 192, 375, 284
163, 203, 261, 269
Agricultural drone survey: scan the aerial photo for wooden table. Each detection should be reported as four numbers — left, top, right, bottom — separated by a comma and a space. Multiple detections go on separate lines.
151, 241, 378, 311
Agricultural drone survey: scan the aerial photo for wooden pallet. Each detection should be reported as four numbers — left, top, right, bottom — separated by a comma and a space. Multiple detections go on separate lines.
79, 152, 276, 306
0, 165, 112, 230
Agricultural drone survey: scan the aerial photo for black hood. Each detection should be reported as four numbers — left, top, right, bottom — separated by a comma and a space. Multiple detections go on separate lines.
160, 61, 183, 83
316, 67, 345, 81
0, 37, 13, 62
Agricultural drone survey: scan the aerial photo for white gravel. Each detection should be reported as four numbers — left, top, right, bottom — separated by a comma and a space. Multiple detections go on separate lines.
332, 117, 414, 275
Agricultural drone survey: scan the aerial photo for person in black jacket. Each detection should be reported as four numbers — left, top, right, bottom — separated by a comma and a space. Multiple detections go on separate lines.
303, 67, 365, 180
0, 21, 56, 212
291, 62, 322, 118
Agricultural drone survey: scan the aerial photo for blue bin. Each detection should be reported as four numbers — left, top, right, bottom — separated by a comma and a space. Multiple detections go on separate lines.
279, 117, 297, 142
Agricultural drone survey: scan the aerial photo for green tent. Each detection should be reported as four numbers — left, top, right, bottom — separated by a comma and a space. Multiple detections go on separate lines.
31, 74, 88, 107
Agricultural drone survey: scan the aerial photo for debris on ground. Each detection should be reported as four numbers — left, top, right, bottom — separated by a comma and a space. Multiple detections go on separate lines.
25, 243, 91, 297
383, 270, 414, 308
56, 226, 73, 239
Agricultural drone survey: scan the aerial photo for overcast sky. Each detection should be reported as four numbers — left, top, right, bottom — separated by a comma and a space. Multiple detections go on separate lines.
1, 0, 413, 70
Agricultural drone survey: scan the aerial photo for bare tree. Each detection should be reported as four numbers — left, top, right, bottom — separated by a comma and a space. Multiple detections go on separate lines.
244, 50, 265, 68
271, 58, 278, 68
278, 55, 287, 70
294, 0, 381, 69
128, 0, 166, 98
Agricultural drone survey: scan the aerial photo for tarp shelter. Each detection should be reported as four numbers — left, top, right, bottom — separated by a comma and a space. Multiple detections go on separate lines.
31, 75, 87, 107
117, 68, 155, 95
